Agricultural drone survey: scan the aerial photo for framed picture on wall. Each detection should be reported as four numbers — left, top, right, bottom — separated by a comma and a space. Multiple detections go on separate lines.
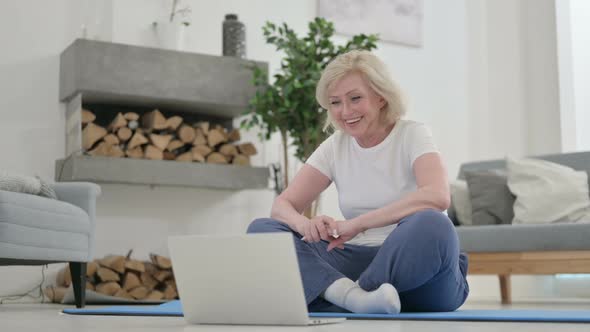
318, 0, 423, 47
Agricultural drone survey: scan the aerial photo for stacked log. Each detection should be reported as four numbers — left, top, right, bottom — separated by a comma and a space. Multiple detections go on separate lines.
44, 252, 178, 303
80, 109, 257, 165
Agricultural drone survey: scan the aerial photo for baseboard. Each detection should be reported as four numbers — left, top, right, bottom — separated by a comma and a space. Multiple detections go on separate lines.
466, 295, 590, 303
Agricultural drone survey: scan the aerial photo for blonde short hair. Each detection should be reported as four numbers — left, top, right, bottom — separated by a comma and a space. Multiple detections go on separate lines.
316, 50, 406, 131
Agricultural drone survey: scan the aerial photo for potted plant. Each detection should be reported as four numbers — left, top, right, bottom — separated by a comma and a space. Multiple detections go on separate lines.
153, 0, 192, 50
242, 17, 378, 210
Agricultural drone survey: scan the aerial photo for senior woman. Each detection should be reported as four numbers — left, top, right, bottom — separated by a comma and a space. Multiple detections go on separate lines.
247, 50, 469, 314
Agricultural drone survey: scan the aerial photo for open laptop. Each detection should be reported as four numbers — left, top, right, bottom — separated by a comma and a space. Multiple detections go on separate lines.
168, 233, 345, 326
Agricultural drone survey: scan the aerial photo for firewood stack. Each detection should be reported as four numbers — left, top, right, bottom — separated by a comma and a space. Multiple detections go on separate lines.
81, 109, 257, 165
44, 252, 178, 303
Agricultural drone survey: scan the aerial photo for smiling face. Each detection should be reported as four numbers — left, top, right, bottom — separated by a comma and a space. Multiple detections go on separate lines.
327, 71, 388, 143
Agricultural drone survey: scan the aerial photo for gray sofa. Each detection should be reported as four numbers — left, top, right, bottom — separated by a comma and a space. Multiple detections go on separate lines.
454, 151, 590, 303
0, 182, 101, 307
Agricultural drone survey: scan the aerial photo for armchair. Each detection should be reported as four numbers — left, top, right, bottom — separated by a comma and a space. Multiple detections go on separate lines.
0, 182, 101, 307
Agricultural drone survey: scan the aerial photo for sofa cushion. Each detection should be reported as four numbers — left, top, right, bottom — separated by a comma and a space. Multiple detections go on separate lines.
0, 190, 91, 261
457, 222, 590, 252
464, 170, 514, 226
449, 180, 472, 226
507, 157, 590, 224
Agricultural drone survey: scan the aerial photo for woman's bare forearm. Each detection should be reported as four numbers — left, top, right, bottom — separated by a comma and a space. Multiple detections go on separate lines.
353, 187, 450, 232
270, 197, 309, 232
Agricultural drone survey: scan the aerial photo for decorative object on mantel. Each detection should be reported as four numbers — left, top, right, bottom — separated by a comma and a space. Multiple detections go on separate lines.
242, 18, 378, 214
45, 251, 178, 304
222, 14, 246, 58
153, 0, 192, 51
81, 109, 257, 165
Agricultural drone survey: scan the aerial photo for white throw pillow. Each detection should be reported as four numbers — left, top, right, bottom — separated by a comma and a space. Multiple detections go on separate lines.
506, 157, 590, 224
450, 180, 473, 226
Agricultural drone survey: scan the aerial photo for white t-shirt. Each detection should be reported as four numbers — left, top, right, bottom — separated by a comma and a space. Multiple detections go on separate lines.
306, 120, 439, 246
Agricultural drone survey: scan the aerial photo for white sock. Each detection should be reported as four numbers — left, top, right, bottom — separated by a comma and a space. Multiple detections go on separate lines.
323, 278, 401, 314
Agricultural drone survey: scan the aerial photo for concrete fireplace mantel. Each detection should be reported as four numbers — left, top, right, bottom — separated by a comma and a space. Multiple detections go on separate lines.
56, 39, 270, 190
59, 39, 267, 118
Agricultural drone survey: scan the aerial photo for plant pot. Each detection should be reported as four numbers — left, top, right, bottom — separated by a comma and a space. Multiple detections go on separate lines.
153, 21, 187, 51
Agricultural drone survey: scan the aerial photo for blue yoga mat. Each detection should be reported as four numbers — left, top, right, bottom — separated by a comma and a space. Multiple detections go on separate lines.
62, 300, 590, 323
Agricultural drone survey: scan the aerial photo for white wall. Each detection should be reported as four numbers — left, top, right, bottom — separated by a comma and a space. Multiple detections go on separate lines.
0, 0, 582, 302
467, 0, 561, 160
0, 0, 89, 301
569, 0, 590, 151
469, 0, 529, 160
522, 0, 561, 155
555, 0, 577, 152
554, 0, 590, 153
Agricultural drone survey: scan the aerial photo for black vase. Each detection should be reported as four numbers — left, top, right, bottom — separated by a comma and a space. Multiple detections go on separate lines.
222, 14, 246, 58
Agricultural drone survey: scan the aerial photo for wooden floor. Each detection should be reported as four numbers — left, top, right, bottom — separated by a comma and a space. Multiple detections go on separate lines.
1, 300, 589, 332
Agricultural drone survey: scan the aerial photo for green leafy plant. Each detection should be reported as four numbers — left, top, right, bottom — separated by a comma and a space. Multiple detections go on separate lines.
242, 17, 378, 190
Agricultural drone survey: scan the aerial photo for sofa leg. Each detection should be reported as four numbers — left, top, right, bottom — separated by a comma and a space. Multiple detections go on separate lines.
499, 274, 511, 304
69, 262, 87, 308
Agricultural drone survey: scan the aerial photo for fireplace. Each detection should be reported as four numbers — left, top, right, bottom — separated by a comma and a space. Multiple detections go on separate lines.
56, 39, 269, 190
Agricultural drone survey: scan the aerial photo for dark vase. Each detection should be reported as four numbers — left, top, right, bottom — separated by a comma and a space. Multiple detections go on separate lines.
222, 14, 246, 58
